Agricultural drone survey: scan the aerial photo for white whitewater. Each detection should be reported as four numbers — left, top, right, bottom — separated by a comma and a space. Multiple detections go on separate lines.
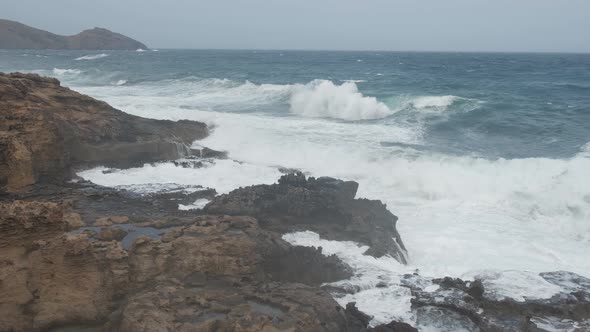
75, 53, 109, 61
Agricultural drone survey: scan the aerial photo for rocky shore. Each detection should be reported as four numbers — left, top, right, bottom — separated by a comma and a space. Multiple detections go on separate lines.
0, 73, 417, 331
1, 73, 589, 331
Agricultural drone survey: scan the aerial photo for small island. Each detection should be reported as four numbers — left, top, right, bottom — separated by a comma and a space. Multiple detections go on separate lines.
0, 19, 147, 50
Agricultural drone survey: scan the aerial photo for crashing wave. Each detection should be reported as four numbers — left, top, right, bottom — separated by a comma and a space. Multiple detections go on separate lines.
77, 76, 476, 121
290, 80, 395, 120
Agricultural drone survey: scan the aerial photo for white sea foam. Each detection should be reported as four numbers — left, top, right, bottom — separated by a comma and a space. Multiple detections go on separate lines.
136, 48, 146, 52
114, 79, 127, 86
340, 79, 367, 83
178, 198, 210, 210
78, 159, 281, 196
411, 95, 461, 111
283, 231, 415, 325
290, 80, 396, 120
52, 68, 82, 76
75, 53, 109, 61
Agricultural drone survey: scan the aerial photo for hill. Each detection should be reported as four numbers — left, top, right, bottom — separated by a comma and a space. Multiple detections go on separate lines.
0, 19, 147, 50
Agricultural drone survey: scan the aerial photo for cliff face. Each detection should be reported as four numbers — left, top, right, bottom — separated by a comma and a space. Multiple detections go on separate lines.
0, 19, 147, 50
0, 73, 207, 191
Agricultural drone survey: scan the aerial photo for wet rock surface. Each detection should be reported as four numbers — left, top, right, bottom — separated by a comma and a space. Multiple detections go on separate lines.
408, 273, 590, 332
205, 172, 408, 263
0, 189, 375, 331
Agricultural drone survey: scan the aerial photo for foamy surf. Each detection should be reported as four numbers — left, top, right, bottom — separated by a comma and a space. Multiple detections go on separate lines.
52, 68, 82, 76
63, 75, 479, 121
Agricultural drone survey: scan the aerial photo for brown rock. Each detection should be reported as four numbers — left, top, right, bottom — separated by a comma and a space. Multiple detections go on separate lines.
63, 212, 84, 230
98, 227, 128, 242
0, 72, 208, 191
95, 215, 130, 226
0, 200, 129, 331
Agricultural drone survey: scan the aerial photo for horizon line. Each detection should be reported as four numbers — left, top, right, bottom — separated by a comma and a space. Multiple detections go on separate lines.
143, 47, 590, 55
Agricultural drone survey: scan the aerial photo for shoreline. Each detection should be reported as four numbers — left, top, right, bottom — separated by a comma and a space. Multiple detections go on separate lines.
1, 72, 589, 331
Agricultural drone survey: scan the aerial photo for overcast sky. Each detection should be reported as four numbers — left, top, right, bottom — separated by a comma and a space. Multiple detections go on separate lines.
2, 0, 589, 52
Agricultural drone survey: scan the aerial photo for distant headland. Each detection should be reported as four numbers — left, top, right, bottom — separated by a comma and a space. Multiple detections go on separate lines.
0, 19, 147, 50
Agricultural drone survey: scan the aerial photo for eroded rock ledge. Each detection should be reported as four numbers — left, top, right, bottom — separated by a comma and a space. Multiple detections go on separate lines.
0, 72, 207, 191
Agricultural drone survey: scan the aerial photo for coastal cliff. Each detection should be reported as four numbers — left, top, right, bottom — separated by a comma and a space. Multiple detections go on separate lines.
0, 19, 147, 50
0, 73, 205, 191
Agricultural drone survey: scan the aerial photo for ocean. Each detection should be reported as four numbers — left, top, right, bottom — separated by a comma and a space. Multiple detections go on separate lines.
2, 49, 589, 330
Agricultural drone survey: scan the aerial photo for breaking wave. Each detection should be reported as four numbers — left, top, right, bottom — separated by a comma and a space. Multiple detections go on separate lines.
290, 80, 395, 120
52, 68, 82, 76
52, 74, 475, 121
75, 53, 109, 61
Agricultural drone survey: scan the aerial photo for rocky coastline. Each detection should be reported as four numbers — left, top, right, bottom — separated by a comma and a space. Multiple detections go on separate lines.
1, 73, 589, 331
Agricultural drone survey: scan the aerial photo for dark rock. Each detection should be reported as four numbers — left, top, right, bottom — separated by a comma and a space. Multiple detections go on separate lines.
278, 167, 302, 174
369, 321, 419, 332
173, 159, 204, 168
205, 172, 408, 263
263, 245, 353, 286
411, 274, 590, 332
189, 146, 228, 159
466, 280, 484, 299
322, 283, 362, 297
376, 281, 388, 288
346, 302, 373, 328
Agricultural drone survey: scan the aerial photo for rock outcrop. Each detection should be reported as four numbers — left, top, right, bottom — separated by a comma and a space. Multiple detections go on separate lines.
0, 195, 368, 331
205, 172, 408, 263
0, 19, 147, 50
0, 72, 207, 191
